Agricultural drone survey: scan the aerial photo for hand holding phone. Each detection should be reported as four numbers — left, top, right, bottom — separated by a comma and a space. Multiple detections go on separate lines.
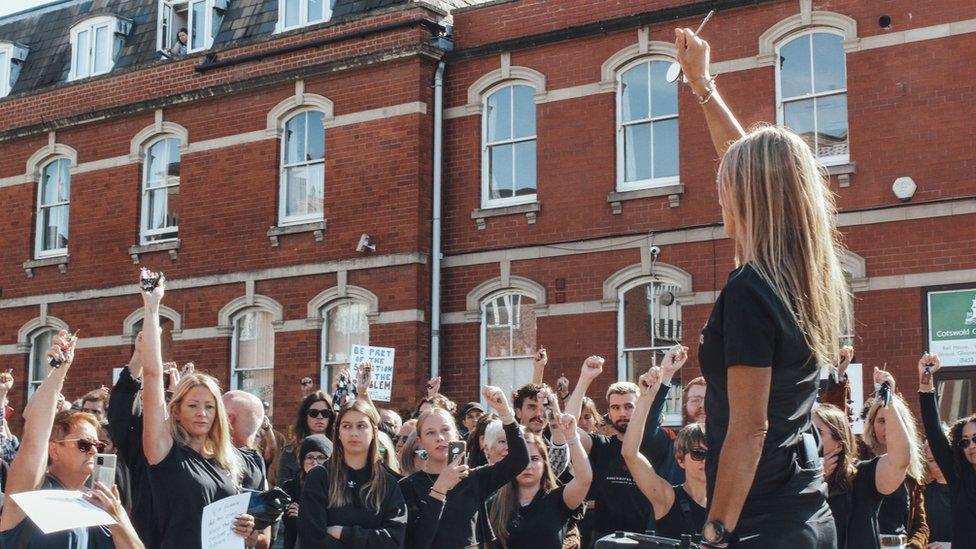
448, 440, 466, 464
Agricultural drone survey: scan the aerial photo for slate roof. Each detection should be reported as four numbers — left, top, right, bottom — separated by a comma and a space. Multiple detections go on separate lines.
0, 0, 454, 98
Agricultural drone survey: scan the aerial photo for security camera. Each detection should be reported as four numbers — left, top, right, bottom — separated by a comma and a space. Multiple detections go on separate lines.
356, 234, 376, 253
649, 245, 661, 257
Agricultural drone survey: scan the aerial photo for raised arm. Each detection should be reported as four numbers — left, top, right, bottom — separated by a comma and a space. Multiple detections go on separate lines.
475, 385, 530, 494
558, 413, 592, 509
540, 386, 570, 477
871, 369, 911, 495
532, 347, 548, 385
674, 28, 746, 158
622, 367, 675, 519
141, 274, 174, 465
355, 361, 380, 416
565, 356, 605, 453
642, 345, 689, 460
0, 332, 76, 532
917, 353, 956, 485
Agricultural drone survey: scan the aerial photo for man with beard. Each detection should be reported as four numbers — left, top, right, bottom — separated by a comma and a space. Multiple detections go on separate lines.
682, 377, 707, 426
565, 350, 687, 544
513, 383, 570, 476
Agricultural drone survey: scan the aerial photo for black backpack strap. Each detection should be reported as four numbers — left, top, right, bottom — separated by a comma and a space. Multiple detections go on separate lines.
674, 485, 694, 532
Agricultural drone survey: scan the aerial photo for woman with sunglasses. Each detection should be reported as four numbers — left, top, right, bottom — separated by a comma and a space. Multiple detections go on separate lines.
281, 434, 332, 549
279, 391, 335, 486
917, 353, 976, 549
299, 399, 407, 548
0, 332, 143, 548
400, 386, 529, 549
622, 366, 709, 540
141, 275, 258, 548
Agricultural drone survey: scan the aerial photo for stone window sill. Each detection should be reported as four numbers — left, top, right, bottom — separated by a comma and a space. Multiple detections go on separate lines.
825, 162, 857, 188
128, 240, 181, 264
608, 184, 684, 214
471, 202, 540, 230
268, 220, 328, 247
23, 255, 69, 277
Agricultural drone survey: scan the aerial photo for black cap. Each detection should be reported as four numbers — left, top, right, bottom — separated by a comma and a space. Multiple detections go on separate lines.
461, 402, 485, 415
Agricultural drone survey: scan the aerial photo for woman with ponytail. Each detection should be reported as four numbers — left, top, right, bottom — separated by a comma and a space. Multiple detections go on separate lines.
298, 399, 407, 548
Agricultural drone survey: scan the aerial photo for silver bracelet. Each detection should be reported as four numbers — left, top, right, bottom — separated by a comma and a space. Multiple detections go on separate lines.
566, 435, 581, 446
499, 413, 516, 424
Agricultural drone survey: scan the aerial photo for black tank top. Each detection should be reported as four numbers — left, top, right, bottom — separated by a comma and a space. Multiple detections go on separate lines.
654, 485, 707, 540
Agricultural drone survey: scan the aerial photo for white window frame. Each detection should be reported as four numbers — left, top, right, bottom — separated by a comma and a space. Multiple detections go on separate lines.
34, 158, 71, 259
775, 29, 849, 166
27, 328, 57, 398
230, 308, 276, 410
157, 0, 225, 55
480, 83, 538, 209
140, 136, 181, 244
0, 42, 20, 98
278, 109, 326, 226
319, 299, 370, 391
277, 0, 334, 33
617, 279, 684, 425
615, 57, 680, 192
69, 16, 121, 81
479, 292, 537, 401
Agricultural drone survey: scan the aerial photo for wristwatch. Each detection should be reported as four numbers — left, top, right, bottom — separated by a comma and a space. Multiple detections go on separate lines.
702, 520, 732, 547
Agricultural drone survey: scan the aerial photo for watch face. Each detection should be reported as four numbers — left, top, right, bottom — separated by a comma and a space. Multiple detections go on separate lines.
703, 521, 724, 543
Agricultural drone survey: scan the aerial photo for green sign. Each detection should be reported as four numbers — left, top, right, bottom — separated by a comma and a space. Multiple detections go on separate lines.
928, 288, 976, 367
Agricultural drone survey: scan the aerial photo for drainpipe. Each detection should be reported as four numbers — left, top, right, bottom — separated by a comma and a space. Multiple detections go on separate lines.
430, 59, 446, 378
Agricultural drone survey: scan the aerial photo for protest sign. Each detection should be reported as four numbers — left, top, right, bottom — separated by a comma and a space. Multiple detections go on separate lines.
350, 345, 395, 402
201, 492, 251, 549
10, 490, 117, 534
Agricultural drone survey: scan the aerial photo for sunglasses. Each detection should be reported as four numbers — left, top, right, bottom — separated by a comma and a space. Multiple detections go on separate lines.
958, 435, 976, 449
688, 448, 708, 462
307, 409, 332, 419
55, 438, 107, 453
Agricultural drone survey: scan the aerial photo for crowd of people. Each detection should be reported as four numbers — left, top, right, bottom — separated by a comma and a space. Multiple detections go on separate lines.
1, 28, 975, 549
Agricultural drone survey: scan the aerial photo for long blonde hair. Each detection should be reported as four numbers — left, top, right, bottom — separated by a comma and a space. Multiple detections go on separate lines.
488, 432, 557, 546
168, 373, 242, 482
328, 400, 392, 511
864, 394, 925, 483
717, 125, 852, 367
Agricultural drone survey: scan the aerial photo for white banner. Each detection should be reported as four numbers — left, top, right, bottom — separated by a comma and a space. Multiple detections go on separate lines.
350, 345, 396, 402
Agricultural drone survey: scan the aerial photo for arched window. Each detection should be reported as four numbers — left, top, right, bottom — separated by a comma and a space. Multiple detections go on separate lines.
132, 317, 177, 362
480, 293, 538, 398
27, 328, 57, 397
617, 59, 679, 190
35, 158, 71, 258
231, 309, 276, 411
777, 31, 848, 164
279, 110, 325, 225
320, 301, 370, 390
141, 137, 181, 243
482, 84, 537, 208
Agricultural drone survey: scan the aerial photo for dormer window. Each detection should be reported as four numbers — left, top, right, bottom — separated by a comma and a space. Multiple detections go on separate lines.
0, 42, 28, 98
278, 0, 334, 32
158, 0, 227, 56
69, 16, 131, 81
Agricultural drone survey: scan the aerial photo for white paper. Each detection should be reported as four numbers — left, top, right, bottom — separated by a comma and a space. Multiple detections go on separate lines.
847, 363, 865, 435
350, 345, 396, 402
10, 490, 117, 534
201, 492, 251, 549
112, 367, 123, 386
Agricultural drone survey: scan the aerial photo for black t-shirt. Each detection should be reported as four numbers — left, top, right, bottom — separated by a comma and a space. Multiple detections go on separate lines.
653, 485, 707, 540
298, 463, 407, 548
877, 480, 909, 535
148, 442, 240, 549
281, 476, 302, 549
828, 457, 885, 549
699, 264, 826, 512
587, 434, 652, 536
239, 447, 267, 491
497, 485, 577, 549
924, 482, 952, 542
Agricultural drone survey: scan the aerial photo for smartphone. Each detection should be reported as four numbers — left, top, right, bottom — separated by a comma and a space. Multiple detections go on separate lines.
139, 268, 163, 292
88, 454, 116, 489
448, 441, 466, 463
921, 364, 933, 386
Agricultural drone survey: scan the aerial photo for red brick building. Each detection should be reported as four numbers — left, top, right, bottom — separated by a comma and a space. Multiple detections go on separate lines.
1, 0, 974, 430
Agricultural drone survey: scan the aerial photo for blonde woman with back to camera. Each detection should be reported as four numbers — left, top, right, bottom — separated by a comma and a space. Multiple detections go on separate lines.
675, 26, 852, 548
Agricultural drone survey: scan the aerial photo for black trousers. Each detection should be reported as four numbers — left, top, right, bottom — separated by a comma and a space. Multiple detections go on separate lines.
732, 499, 837, 549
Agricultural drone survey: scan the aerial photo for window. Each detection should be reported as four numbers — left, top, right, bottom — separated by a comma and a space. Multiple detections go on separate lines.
0, 42, 26, 98
141, 138, 181, 243
617, 59, 679, 190
279, 0, 333, 32
482, 84, 537, 208
777, 31, 848, 164
27, 329, 56, 397
231, 310, 275, 412
279, 110, 325, 225
70, 17, 128, 80
619, 281, 683, 423
35, 158, 71, 258
481, 293, 537, 399
158, 0, 225, 55
320, 301, 369, 390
